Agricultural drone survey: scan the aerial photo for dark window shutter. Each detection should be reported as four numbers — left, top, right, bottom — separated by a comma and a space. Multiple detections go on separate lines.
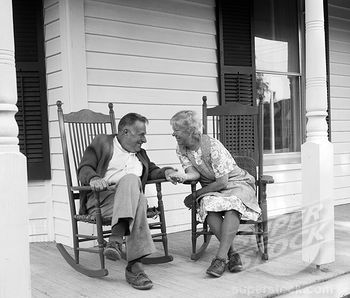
217, 0, 258, 160
13, 0, 51, 180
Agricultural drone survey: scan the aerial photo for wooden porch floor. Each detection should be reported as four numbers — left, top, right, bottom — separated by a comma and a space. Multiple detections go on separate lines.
31, 204, 350, 298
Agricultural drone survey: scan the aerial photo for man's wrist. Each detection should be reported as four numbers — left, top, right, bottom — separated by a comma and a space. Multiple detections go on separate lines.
164, 168, 177, 176
89, 176, 100, 183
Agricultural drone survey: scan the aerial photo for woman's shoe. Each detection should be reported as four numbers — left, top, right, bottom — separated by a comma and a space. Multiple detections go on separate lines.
227, 252, 243, 272
206, 257, 226, 277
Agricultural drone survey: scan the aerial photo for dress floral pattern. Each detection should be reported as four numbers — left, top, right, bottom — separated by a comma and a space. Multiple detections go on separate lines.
177, 137, 260, 222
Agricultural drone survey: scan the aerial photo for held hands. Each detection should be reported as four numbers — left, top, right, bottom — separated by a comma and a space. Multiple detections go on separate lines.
166, 171, 188, 185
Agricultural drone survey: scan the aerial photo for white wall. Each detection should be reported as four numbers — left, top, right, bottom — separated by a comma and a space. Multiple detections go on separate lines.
328, 0, 350, 205
43, 0, 66, 243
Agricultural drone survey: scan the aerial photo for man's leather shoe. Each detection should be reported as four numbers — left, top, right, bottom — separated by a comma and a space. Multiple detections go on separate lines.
103, 241, 121, 261
125, 267, 153, 290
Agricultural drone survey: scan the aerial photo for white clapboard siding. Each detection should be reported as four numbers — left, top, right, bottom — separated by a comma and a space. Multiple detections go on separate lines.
84, 0, 217, 232
329, 0, 350, 205
43, 0, 73, 245
27, 181, 53, 242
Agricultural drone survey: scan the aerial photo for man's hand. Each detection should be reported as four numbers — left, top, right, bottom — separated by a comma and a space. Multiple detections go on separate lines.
89, 177, 108, 191
165, 169, 178, 184
165, 169, 188, 185
170, 172, 187, 184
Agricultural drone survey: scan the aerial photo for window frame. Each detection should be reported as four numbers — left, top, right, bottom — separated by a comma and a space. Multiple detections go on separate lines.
254, 0, 304, 161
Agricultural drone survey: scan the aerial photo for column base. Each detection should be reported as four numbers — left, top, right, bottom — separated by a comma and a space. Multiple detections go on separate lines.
0, 152, 31, 297
301, 140, 335, 266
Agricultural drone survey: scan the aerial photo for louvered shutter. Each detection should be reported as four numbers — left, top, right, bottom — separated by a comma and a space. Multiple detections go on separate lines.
13, 0, 51, 180
217, 0, 258, 161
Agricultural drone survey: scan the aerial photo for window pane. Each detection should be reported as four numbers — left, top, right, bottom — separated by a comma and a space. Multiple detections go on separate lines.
255, 37, 289, 73
257, 73, 301, 153
254, 0, 300, 73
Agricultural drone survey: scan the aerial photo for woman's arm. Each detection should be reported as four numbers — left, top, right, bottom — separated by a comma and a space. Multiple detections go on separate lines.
196, 173, 228, 198
169, 166, 229, 197
167, 166, 200, 184
184, 166, 201, 181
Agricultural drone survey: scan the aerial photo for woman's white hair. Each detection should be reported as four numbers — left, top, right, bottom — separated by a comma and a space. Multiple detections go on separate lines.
170, 110, 202, 138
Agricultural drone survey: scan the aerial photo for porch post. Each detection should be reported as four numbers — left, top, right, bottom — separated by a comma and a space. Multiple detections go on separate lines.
0, 0, 31, 296
302, 0, 334, 266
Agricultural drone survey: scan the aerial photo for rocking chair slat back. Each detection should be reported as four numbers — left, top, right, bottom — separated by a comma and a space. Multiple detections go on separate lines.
203, 98, 260, 170
57, 101, 116, 187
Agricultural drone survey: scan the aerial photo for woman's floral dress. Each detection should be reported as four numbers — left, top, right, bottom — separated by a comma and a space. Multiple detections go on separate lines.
177, 135, 261, 222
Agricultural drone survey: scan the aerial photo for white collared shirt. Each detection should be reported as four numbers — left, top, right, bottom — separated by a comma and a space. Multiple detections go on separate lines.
103, 137, 143, 185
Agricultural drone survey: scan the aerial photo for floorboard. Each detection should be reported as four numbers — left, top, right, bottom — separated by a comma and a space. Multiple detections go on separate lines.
31, 204, 350, 297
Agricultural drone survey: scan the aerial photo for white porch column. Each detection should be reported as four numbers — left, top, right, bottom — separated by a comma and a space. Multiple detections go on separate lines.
302, 0, 334, 266
0, 0, 31, 297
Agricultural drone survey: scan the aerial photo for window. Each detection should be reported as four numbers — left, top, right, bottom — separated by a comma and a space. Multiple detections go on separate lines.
216, 0, 305, 161
254, 0, 302, 154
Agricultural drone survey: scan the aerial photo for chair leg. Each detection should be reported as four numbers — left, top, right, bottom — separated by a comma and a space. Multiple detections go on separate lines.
260, 184, 269, 260
255, 222, 264, 257
158, 185, 172, 260
262, 220, 269, 260
255, 221, 268, 261
190, 185, 212, 260
95, 205, 106, 270
191, 203, 198, 259
141, 182, 173, 264
191, 219, 212, 261
72, 218, 80, 264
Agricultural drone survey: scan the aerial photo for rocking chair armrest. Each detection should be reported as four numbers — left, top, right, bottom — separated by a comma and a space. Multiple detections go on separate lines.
71, 185, 104, 210
146, 178, 168, 184
71, 184, 118, 192
71, 185, 93, 192
183, 180, 199, 186
260, 175, 274, 184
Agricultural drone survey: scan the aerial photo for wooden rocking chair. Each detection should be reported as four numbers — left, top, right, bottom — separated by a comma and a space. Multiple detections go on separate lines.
188, 96, 274, 261
56, 100, 173, 278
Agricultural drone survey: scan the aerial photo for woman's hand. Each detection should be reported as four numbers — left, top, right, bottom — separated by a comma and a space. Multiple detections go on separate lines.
167, 172, 188, 184
184, 192, 197, 209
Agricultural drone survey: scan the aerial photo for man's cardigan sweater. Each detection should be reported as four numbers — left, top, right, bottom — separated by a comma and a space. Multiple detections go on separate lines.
77, 134, 172, 214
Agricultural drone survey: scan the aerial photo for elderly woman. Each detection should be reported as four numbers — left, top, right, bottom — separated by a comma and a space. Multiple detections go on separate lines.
169, 110, 261, 278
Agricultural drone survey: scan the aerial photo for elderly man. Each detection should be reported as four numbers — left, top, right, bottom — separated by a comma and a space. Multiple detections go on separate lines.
78, 112, 176, 290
